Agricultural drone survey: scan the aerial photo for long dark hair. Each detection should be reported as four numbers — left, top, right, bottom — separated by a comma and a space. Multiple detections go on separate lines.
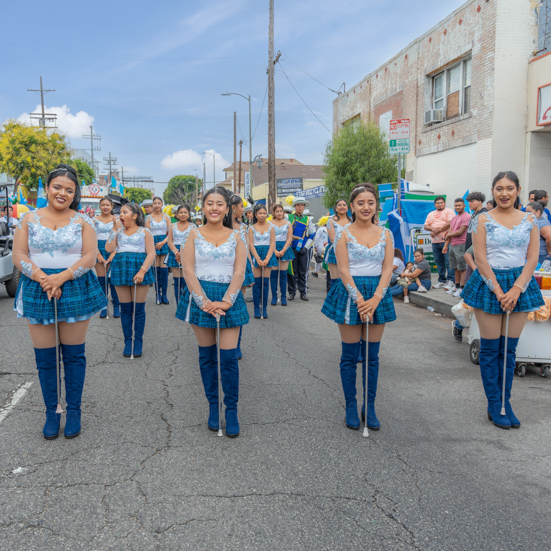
46, 163, 81, 211
123, 202, 145, 227
393, 248, 404, 262
491, 171, 521, 209
100, 196, 114, 215
350, 183, 379, 223
202, 187, 233, 229
252, 203, 268, 225
333, 198, 351, 222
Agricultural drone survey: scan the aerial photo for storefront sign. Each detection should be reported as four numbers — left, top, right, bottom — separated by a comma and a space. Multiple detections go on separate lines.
537, 83, 551, 127
302, 185, 326, 199
277, 177, 303, 196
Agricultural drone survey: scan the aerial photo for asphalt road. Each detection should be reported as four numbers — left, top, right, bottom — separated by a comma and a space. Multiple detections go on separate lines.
1, 275, 550, 550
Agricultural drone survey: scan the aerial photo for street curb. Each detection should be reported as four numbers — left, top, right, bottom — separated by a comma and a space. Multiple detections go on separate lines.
393, 291, 455, 317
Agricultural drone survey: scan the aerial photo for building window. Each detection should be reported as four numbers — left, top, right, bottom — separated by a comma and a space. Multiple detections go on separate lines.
430, 56, 472, 120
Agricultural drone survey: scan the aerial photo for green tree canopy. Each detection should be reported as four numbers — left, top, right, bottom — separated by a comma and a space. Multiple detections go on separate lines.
124, 187, 152, 204
323, 120, 397, 209
70, 159, 95, 185
0, 121, 71, 189
163, 175, 201, 206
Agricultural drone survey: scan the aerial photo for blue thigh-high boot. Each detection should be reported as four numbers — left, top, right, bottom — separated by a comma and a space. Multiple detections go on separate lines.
120, 302, 134, 357
61, 343, 86, 438
499, 335, 521, 428
253, 277, 262, 318
173, 277, 180, 305
262, 276, 270, 319
340, 341, 361, 430
480, 337, 511, 429
270, 270, 278, 305
133, 302, 146, 358
97, 276, 107, 318
160, 267, 170, 304
199, 344, 219, 431
361, 341, 381, 430
110, 284, 120, 318
279, 269, 288, 306
220, 348, 240, 437
34, 347, 61, 439
155, 266, 161, 304
237, 327, 243, 360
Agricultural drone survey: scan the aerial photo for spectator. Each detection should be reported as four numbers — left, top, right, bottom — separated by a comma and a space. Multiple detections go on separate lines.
396, 261, 427, 293
521, 190, 537, 211
0, 205, 16, 236
452, 245, 477, 342
463, 192, 487, 284
390, 248, 432, 304
534, 190, 550, 220
443, 198, 471, 297
391, 248, 405, 286
424, 196, 455, 289
525, 202, 551, 265
486, 200, 494, 211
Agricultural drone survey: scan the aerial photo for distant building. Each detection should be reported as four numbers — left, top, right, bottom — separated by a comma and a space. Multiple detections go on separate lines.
72, 148, 100, 176
332, 0, 551, 203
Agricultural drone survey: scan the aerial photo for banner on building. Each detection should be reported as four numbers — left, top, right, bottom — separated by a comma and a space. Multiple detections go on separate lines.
537, 83, 551, 127
244, 172, 250, 199
301, 185, 326, 199
277, 177, 303, 196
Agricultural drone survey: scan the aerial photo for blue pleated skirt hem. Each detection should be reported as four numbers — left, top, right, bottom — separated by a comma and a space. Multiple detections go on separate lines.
110, 252, 155, 286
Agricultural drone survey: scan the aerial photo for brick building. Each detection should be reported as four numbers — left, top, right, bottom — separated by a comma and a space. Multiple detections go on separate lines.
332, 0, 551, 203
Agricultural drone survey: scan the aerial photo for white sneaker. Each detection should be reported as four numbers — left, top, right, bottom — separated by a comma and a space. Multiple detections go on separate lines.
444, 281, 455, 291
433, 282, 445, 289
404, 296, 410, 304
453, 288, 462, 297
417, 285, 428, 293
446, 285, 457, 294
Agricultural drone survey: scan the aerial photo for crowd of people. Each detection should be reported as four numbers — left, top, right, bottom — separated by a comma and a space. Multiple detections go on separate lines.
9, 163, 548, 440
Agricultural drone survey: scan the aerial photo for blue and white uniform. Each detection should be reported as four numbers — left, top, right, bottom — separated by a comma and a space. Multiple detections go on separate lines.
108, 228, 155, 287
94, 219, 115, 261
272, 221, 295, 261
238, 222, 255, 287
324, 218, 349, 266
167, 222, 196, 268
148, 215, 170, 256
250, 224, 277, 268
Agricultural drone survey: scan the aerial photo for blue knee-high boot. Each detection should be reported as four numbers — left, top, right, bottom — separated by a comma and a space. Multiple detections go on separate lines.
253, 277, 262, 318
61, 343, 86, 438
97, 276, 107, 318
110, 284, 120, 318
34, 347, 61, 439
220, 348, 240, 437
340, 341, 361, 430
237, 326, 243, 360
279, 269, 288, 306
173, 277, 180, 304
199, 344, 219, 431
120, 302, 134, 357
133, 302, 146, 358
361, 341, 381, 430
262, 276, 270, 318
480, 337, 511, 429
160, 267, 170, 304
270, 270, 278, 305
499, 335, 521, 428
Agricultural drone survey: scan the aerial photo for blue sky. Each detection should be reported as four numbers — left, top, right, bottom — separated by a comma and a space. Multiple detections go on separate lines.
0, 0, 465, 195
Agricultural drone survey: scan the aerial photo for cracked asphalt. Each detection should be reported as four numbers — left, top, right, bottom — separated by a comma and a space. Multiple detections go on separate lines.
1, 276, 550, 550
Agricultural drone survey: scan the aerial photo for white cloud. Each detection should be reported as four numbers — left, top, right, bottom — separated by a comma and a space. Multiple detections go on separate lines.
161, 149, 203, 170
18, 105, 94, 138
161, 148, 231, 186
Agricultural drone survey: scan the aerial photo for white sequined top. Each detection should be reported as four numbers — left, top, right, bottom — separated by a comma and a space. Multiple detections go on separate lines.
94, 219, 115, 241
147, 215, 169, 236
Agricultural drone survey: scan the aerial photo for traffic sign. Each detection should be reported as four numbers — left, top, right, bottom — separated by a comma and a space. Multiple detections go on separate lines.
389, 119, 410, 139
389, 139, 410, 154
195, 205, 201, 211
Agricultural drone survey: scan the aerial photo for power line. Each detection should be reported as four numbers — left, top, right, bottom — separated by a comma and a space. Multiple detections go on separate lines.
252, 83, 268, 141
281, 53, 342, 95
279, 65, 332, 134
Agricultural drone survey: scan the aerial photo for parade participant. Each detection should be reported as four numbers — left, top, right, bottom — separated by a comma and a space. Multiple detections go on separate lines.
176, 187, 249, 437
249, 204, 277, 318
325, 199, 352, 291
145, 196, 171, 304
13, 164, 106, 439
462, 171, 544, 429
525, 202, 551, 264
270, 203, 294, 305
106, 203, 155, 358
142, 199, 153, 217
94, 197, 121, 318
288, 197, 315, 301
322, 183, 396, 431
167, 204, 196, 304
244, 206, 253, 226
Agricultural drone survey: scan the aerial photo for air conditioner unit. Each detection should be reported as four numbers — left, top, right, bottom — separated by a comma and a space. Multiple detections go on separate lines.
424, 109, 443, 125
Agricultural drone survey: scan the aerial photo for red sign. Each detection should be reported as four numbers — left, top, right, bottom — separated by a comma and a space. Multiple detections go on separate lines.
390, 119, 410, 140
537, 83, 551, 127
88, 183, 100, 196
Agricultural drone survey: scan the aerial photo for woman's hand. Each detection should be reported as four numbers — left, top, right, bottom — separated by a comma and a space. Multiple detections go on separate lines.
357, 296, 380, 322
133, 269, 145, 285
203, 301, 229, 317
499, 286, 520, 312
106, 253, 116, 264
97, 253, 106, 264
175, 251, 181, 263
155, 241, 163, 250
40, 272, 69, 298
275, 250, 282, 258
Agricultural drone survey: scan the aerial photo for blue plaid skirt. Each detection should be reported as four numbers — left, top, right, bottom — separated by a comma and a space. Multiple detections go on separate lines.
324, 243, 337, 265
322, 275, 396, 325
166, 249, 181, 268
97, 239, 109, 261
244, 258, 255, 286
110, 252, 155, 286
176, 279, 250, 329
275, 241, 295, 261
252, 245, 278, 268
153, 234, 169, 256
462, 266, 544, 314
14, 269, 107, 325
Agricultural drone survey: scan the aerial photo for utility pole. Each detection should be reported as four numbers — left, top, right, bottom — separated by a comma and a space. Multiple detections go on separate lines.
238, 140, 243, 195
27, 76, 57, 129
195, 174, 199, 207
103, 153, 117, 188
203, 163, 206, 199
233, 112, 237, 195
82, 125, 101, 177
267, 1, 281, 210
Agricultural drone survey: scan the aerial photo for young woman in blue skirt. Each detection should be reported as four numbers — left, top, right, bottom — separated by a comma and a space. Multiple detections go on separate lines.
13, 164, 106, 439
269, 203, 294, 306
322, 183, 396, 431
106, 203, 155, 358
167, 204, 196, 304
248, 204, 277, 319
145, 197, 171, 304
176, 187, 249, 437
325, 199, 351, 291
94, 197, 121, 318
461, 171, 544, 429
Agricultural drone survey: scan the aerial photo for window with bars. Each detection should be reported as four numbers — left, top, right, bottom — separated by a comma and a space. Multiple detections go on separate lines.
431, 56, 472, 119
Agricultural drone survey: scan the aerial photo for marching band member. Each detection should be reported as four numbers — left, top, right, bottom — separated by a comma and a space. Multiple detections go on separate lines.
13, 164, 106, 439
322, 183, 396, 431
270, 203, 294, 306
325, 199, 352, 291
176, 187, 249, 437
106, 203, 155, 358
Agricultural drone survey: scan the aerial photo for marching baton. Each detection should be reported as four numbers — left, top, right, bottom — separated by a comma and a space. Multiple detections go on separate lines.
130, 282, 137, 360
54, 298, 64, 414
363, 314, 370, 438
216, 314, 223, 437
501, 311, 511, 416
261, 267, 264, 320
104, 261, 110, 320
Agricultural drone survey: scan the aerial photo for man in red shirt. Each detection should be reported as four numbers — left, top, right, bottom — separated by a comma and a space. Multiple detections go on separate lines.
424, 196, 455, 289
443, 198, 471, 297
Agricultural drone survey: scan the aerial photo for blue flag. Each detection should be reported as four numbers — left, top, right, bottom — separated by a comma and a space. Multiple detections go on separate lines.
111, 176, 117, 189
37, 177, 47, 208
18, 187, 28, 205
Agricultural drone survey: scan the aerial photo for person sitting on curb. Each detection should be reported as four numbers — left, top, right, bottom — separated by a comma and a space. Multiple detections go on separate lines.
389, 248, 432, 304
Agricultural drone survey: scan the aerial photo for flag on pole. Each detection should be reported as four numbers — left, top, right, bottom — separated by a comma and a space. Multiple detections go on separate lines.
18, 187, 28, 205
462, 189, 471, 213
111, 176, 117, 190
37, 177, 47, 207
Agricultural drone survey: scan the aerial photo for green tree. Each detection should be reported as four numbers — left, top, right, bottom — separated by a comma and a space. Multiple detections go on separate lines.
163, 175, 201, 206
124, 187, 152, 204
70, 159, 95, 185
0, 121, 71, 189
323, 120, 397, 209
